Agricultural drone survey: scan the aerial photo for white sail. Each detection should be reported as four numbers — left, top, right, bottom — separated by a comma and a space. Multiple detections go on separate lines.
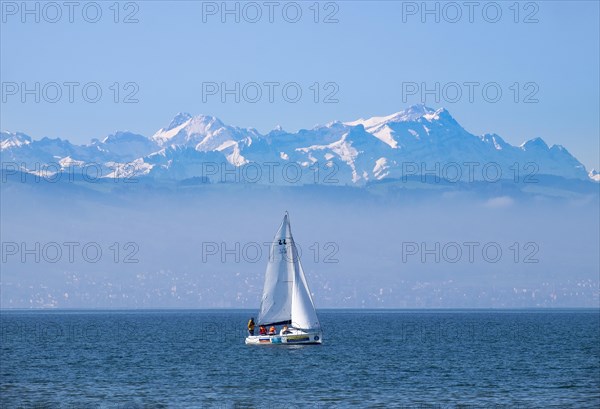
257, 213, 294, 325
291, 261, 321, 330
257, 213, 320, 330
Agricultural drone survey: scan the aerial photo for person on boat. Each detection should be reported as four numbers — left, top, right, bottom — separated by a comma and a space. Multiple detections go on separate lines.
280, 325, 292, 335
268, 325, 276, 335
247, 318, 255, 336
259, 325, 267, 335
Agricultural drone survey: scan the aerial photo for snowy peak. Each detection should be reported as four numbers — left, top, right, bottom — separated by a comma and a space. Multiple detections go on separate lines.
101, 131, 149, 144
1, 131, 32, 150
149, 114, 260, 167
403, 103, 437, 119
151, 114, 225, 147
345, 104, 440, 129
481, 133, 511, 150
521, 137, 549, 151
343, 105, 461, 149
167, 112, 192, 130
97, 131, 159, 161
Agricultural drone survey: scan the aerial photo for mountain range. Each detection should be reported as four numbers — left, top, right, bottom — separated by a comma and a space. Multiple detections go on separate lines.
1, 105, 596, 185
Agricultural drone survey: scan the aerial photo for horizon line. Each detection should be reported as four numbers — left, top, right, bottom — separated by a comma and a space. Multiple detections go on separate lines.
2, 307, 599, 312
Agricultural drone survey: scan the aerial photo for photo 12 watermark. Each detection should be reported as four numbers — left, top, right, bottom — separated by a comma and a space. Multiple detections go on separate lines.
401, 241, 540, 264
190, 160, 340, 185
400, 161, 539, 184
400, 1, 540, 24
396, 321, 542, 344
1, 161, 143, 183
201, 240, 340, 264
1, 241, 140, 264
1, 81, 140, 104
1, 320, 138, 343
201, 81, 339, 104
1, 1, 140, 24
200, 1, 340, 24
402, 81, 540, 104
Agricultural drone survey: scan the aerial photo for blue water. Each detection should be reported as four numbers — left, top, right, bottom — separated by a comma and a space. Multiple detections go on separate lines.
1, 310, 599, 408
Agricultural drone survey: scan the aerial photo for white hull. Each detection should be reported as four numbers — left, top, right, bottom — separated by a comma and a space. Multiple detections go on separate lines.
245, 329, 322, 345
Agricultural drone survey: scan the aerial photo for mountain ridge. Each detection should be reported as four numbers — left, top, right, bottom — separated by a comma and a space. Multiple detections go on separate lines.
0, 105, 592, 184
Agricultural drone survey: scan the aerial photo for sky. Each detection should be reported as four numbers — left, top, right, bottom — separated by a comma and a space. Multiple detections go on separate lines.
1, 0, 599, 171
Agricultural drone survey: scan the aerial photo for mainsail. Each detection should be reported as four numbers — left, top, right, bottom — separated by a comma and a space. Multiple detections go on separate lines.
257, 213, 321, 330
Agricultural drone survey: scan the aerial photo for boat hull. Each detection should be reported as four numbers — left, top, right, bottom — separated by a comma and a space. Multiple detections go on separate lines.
245, 330, 322, 345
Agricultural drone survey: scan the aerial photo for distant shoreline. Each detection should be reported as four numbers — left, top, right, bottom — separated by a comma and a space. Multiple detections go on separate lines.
2, 307, 599, 313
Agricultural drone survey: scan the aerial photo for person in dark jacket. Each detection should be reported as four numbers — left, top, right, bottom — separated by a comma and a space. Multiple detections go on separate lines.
247, 318, 255, 336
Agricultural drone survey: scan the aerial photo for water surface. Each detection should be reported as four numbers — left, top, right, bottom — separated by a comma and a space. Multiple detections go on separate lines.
1, 310, 599, 408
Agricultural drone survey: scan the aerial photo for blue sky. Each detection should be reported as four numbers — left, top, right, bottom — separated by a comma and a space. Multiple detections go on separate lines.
1, 1, 599, 170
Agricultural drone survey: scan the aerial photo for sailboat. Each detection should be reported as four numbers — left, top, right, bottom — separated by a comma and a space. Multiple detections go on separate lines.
245, 212, 323, 345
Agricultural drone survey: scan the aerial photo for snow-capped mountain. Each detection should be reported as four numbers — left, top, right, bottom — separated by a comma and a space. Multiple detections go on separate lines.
150, 113, 261, 166
1, 105, 592, 184
93, 131, 160, 162
1, 131, 32, 150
